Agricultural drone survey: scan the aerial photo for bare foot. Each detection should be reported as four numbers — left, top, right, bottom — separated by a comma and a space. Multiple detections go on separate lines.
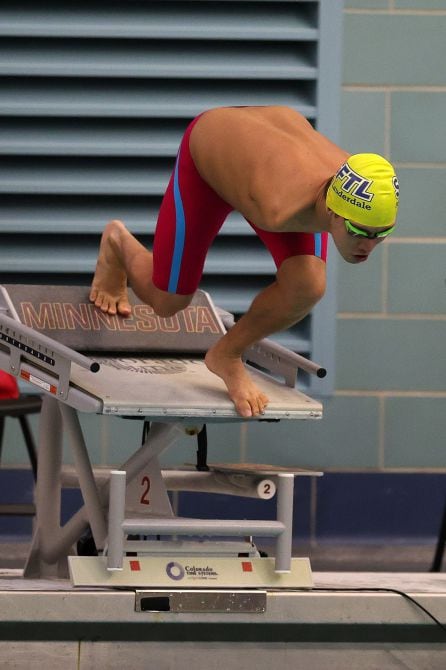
205, 343, 269, 418
89, 220, 132, 316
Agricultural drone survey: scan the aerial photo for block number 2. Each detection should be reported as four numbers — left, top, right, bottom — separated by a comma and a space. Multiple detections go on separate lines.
140, 475, 151, 505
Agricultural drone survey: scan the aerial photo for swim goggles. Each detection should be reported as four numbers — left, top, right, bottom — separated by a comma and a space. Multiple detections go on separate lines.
344, 219, 395, 240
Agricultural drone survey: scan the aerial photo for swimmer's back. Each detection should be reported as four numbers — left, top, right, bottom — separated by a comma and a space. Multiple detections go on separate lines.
189, 106, 347, 229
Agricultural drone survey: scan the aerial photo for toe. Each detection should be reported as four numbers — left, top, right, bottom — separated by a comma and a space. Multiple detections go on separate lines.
234, 396, 253, 418
104, 298, 117, 315
252, 392, 269, 417
118, 299, 132, 317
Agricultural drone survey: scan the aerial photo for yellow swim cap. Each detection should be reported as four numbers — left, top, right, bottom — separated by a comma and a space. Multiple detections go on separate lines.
326, 153, 399, 227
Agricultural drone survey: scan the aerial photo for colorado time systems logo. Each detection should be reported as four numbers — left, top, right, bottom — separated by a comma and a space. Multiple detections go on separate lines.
165, 561, 219, 581
166, 561, 185, 581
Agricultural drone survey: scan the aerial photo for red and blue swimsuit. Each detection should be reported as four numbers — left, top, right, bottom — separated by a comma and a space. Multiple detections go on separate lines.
152, 115, 328, 295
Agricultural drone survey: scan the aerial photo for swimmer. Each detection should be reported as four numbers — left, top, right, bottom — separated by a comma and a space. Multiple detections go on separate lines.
90, 106, 399, 418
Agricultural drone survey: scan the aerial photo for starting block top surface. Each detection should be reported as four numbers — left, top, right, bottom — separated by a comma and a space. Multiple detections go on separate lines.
70, 356, 322, 420
2, 284, 224, 354
0, 284, 323, 420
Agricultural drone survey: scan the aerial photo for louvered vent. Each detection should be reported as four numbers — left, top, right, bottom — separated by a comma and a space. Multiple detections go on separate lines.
0, 1, 343, 394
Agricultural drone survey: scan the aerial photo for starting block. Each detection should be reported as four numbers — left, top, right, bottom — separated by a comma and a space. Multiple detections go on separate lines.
0, 284, 324, 590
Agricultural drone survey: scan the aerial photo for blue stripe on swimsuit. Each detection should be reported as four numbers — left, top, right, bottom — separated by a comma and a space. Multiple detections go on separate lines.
314, 232, 322, 258
168, 148, 186, 293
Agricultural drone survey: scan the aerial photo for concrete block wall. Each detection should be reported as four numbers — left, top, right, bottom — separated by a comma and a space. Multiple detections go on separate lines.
334, 0, 446, 471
